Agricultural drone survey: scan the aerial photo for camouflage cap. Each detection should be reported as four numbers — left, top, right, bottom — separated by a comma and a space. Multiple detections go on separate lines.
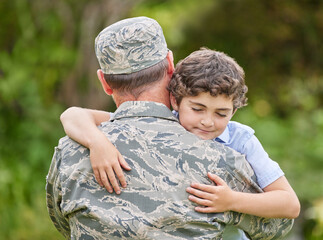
95, 16, 168, 74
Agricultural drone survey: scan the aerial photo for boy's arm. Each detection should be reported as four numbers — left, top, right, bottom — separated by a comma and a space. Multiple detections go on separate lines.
232, 175, 300, 218
60, 107, 131, 194
187, 173, 300, 218
60, 107, 111, 145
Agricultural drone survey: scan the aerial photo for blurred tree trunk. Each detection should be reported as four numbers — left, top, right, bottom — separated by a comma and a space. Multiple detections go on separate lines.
56, 0, 142, 110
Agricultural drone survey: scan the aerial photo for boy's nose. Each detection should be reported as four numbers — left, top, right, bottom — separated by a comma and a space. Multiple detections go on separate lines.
200, 118, 214, 127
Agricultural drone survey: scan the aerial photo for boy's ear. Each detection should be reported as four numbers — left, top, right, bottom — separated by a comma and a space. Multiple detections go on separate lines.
97, 69, 113, 95
170, 94, 179, 111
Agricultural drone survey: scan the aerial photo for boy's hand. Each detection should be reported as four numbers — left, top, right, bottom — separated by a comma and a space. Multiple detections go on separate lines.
89, 139, 131, 194
186, 172, 235, 213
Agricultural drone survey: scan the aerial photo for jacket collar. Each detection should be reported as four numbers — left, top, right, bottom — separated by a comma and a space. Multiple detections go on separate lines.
111, 101, 179, 123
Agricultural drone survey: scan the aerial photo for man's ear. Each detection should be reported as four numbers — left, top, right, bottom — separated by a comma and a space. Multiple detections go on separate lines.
97, 69, 113, 95
170, 93, 179, 111
166, 50, 175, 76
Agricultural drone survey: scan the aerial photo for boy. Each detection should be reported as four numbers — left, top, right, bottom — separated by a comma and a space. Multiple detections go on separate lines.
61, 48, 300, 222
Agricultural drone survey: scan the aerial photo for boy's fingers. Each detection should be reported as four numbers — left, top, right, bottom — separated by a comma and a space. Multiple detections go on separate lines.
195, 206, 214, 213
119, 154, 131, 171
93, 169, 103, 186
189, 182, 217, 194
114, 164, 127, 188
117, 154, 129, 188
186, 186, 213, 199
208, 172, 226, 186
105, 167, 121, 194
188, 195, 212, 206
99, 169, 113, 193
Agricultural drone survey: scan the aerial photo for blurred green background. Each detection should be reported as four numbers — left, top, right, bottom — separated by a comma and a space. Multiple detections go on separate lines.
1, 0, 322, 239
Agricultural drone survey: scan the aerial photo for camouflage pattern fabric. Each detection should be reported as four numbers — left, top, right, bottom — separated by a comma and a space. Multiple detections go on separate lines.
95, 17, 168, 74
46, 101, 293, 239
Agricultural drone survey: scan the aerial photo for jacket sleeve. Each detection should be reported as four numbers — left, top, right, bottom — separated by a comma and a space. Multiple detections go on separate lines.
229, 212, 293, 240
46, 146, 71, 239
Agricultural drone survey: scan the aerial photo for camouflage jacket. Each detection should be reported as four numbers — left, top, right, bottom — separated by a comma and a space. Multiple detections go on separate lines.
46, 101, 293, 239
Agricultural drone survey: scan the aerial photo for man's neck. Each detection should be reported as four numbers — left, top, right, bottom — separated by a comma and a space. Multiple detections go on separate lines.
113, 80, 171, 109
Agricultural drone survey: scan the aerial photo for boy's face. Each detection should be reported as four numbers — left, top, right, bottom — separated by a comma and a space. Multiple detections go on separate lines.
171, 92, 235, 140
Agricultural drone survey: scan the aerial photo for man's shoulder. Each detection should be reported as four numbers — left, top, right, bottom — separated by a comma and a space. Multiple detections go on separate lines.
57, 135, 88, 154
54, 135, 90, 171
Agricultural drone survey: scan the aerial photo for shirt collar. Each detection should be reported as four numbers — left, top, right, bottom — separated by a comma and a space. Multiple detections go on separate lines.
111, 101, 179, 123
216, 126, 230, 143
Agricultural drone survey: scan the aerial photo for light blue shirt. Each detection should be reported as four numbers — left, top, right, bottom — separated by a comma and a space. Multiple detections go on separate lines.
215, 121, 284, 189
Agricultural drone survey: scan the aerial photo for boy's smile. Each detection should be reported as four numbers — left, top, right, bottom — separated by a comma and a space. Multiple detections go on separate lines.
171, 92, 235, 140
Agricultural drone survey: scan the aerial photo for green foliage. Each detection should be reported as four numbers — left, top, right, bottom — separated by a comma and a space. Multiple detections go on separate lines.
0, 0, 74, 238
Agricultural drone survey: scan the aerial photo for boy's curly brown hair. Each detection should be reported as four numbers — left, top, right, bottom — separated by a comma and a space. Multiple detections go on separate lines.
168, 48, 248, 110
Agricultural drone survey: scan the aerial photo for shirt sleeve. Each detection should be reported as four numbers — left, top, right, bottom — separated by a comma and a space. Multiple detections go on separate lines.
172, 110, 179, 119
241, 135, 284, 189
46, 147, 71, 239
109, 112, 115, 119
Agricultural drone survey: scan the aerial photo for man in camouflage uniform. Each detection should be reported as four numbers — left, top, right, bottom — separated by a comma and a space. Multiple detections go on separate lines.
46, 16, 293, 239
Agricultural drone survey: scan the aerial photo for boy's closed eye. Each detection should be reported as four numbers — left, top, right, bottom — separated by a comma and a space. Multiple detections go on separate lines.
217, 112, 227, 117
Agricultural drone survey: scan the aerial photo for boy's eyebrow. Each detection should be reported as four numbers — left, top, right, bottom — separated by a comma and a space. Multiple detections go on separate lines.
189, 100, 232, 111
189, 100, 206, 108
216, 108, 232, 111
